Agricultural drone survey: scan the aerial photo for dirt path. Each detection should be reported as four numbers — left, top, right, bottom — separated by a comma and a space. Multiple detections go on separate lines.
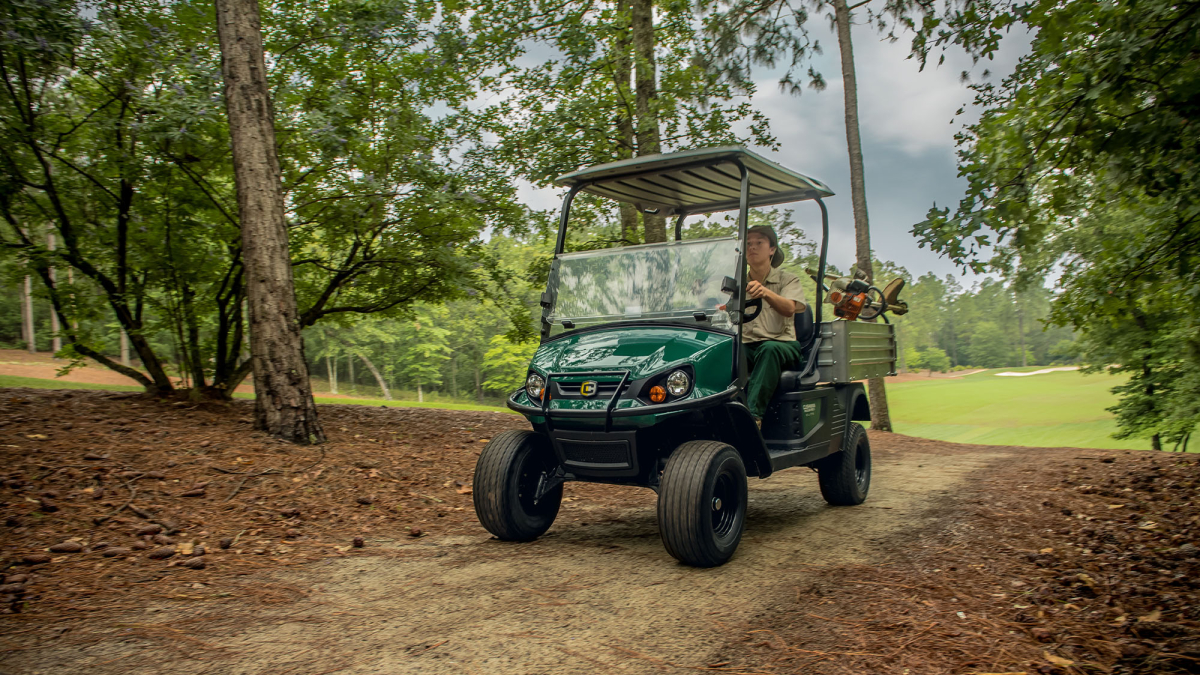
6, 440, 1012, 675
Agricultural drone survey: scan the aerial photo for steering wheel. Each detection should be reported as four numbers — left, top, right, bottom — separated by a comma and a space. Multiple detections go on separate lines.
742, 297, 763, 323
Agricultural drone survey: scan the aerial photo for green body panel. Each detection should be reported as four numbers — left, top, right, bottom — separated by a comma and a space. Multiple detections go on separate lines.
800, 398, 822, 434
514, 325, 735, 425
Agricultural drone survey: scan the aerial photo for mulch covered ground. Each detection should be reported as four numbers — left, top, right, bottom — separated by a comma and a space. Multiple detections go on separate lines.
0, 388, 644, 618
732, 435, 1200, 674
2, 388, 1197, 675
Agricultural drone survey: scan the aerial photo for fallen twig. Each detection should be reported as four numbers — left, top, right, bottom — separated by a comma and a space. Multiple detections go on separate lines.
92, 479, 139, 526
224, 469, 280, 503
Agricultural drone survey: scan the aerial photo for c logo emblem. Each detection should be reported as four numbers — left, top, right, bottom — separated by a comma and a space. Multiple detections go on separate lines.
580, 381, 598, 397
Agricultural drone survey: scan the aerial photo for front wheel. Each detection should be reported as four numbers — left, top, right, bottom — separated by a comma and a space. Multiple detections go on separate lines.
473, 430, 562, 541
657, 441, 748, 567
817, 422, 871, 505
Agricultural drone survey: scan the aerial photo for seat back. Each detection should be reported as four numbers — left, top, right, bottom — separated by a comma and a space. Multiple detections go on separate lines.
794, 304, 815, 348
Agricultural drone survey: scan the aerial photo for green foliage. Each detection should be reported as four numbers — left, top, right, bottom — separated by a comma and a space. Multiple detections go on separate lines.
908, 346, 950, 373
964, 321, 1010, 368
912, 0, 1200, 446
482, 335, 538, 394
0, 0, 531, 396
465, 0, 775, 247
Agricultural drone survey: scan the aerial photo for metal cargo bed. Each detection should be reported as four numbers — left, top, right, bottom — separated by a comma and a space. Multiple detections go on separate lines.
817, 320, 897, 383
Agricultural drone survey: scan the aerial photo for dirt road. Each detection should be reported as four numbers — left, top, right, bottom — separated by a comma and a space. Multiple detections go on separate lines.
7, 438, 1011, 675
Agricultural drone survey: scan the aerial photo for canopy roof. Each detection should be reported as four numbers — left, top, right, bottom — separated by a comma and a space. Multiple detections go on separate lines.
554, 146, 833, 215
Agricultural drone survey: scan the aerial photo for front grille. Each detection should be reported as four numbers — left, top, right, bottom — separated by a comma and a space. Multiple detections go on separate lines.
551, 380, 627, 400
559, 439, 632, 467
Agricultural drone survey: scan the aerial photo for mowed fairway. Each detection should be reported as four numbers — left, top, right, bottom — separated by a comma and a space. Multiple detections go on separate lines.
885, 368, 1148, 450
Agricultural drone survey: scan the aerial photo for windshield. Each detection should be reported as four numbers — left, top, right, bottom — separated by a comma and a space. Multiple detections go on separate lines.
546, 236, 738, 333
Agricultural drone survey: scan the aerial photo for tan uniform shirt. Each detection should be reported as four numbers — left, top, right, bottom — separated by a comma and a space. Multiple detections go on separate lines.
742, 266, 807, 343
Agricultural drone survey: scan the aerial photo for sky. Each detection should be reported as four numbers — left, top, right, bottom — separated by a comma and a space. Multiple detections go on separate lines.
513, 17, 1031, 285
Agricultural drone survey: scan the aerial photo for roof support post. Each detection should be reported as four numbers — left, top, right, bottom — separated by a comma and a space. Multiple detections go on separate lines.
554, 185, 584, 255
673, 213, 686, 242
814, 198, 830, 326
734, 161, 751, 390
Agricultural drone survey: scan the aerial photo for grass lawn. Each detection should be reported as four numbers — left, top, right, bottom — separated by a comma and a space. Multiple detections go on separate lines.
310, 395, 513, 413
0, 374, 510, 413
884, 367, 1149, 451
0, 374, 143, 392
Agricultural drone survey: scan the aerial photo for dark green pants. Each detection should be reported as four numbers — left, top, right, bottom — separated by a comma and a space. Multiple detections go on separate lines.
744, 340, 803, 418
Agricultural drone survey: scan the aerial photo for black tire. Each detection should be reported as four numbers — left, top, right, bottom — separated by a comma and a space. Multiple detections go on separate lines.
817, 422, 871, 506
472, 430, 562, 542
657, 441, 748, 567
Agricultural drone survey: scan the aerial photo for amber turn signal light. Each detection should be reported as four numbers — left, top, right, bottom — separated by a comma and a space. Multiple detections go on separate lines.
649, 385, 667, 403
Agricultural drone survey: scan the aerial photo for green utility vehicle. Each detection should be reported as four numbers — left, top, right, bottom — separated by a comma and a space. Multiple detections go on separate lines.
472, 147, 897, 567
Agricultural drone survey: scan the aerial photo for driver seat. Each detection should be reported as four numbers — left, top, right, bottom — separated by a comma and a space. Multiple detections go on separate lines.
776, 304, 816, 392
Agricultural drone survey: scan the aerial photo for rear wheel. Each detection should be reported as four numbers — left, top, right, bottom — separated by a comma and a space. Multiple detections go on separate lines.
473, 430, 562, 541
657, 441, 747, 567
817, 422, 871, 505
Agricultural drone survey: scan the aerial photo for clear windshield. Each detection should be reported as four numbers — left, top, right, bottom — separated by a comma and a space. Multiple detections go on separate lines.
546, 236, 738, 332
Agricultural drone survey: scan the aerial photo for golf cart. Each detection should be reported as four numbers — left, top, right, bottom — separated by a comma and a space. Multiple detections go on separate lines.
472, 146, 898, 567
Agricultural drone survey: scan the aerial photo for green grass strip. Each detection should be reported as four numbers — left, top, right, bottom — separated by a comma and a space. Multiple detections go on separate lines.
0, 374, 511, 413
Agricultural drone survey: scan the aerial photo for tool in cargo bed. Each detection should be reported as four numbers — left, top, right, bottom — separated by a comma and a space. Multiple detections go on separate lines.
806, 266, 909, 322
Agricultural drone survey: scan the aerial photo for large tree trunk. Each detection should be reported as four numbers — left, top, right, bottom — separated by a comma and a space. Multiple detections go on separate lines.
215, 0, 324, 443
833, 0, 892, 432
22, 275, 35, 353
631, 0, 666, 243
356, 353, 392, 400
614, 0, 640, 243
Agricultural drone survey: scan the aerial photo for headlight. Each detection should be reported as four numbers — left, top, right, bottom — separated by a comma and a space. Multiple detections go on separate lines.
526, 373, 546, 400
666, 369, 691, 397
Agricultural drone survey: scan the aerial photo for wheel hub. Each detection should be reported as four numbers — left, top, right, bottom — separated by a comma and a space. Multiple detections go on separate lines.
712, 497, 722, 511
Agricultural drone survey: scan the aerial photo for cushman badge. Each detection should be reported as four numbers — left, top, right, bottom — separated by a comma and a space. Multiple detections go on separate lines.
580, 381, 598, 397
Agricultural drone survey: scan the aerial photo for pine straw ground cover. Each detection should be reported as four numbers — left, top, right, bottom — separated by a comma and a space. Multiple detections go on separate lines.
0, 388, 593, 616
730, 435, 1200, 675
3, 388, 1199, 675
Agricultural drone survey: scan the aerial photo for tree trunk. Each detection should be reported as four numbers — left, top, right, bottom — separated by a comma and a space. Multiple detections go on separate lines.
450, 353, 458, 399
357, 353, 392, 400
631, 0, 666, 243
614, 0, 641, 243
833, 0, 892, 432
1152, 433, 1162, 452
215, 0, 323, 443
475, 365, 482, 404
348, 355, 355, 392
120, 329, 131, 367
46, 233, 61, 354
22, 275, 35, 353
326, 354, 338, 394
417, 382, 424, 403
1017, 301, 1028, 367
